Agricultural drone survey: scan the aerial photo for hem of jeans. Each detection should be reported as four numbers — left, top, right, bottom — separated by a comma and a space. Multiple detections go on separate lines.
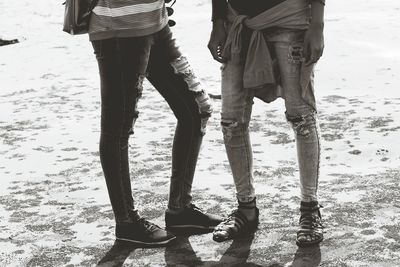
315, 115, 321, 195
236, 195, 256, 203
300, 195, 318, 203
167, 204, 187, 211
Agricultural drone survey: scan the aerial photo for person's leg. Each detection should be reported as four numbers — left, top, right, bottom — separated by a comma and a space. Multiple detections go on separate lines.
270, 29, 323, 246
92, 37, 175, 245
146, 26, 221, 230
271, 29, 320, 204
220, 62, 257, 215
213, 60, 260, 242
92, 37, 150, 223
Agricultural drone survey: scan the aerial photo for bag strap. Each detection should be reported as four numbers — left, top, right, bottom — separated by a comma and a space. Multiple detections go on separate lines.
89, 0, 99, 12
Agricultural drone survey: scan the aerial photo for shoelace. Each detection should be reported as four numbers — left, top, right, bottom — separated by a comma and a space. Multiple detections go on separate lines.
188, 203, 203, 213
137, 218, 159, 233
221, 210, 240, 225
214, 210, 243, 233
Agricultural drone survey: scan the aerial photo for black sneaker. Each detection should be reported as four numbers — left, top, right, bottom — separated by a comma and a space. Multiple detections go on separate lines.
165, 204, 223, 231
116, 214, 176, 246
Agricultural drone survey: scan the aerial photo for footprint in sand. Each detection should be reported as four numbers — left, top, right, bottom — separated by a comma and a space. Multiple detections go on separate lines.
360, 229, 376, 236
322, 94, 347, 104
367, 117, 394, 129
376, 148, 390, 162
349, 149, 361, 155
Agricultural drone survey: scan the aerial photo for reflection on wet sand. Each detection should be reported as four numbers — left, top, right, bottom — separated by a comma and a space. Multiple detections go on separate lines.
165, 234, 263, 266
289, 246, 321, 267
97, 241, 137, 267
96, 235, 321, 266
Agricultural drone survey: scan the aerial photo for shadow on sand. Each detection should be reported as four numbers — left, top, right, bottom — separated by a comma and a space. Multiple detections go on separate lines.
97, 240, 137, 266
289, 245, 321, 267
96, 234, 321, 266
165, 234, 263, 266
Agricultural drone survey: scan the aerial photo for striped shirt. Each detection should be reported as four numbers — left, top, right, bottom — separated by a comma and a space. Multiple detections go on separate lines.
89, 0, 168, 41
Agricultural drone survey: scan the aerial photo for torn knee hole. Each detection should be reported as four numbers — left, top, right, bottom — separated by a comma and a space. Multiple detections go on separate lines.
292, 121, 311, 137
221, 120, 248, 142
221, 120, 238, 128
286, 113, 316, 137
200, 116, 209, 136
128, 111, 139, 135
171, 56, 213, 115
221, 120, 246, 134
136, 74, 146, 97
171, 56, 202, 93
288, 44, 304, 64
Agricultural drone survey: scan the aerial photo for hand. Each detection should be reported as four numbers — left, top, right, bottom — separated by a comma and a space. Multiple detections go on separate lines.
208, 20, 227, 63
303, 23, 324, 66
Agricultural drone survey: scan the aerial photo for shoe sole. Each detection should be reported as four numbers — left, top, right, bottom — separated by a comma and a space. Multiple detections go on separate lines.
116, 236, 176, 247
166, 225, 216, 230
212, 229, 257, 243
166, 225, 216, 235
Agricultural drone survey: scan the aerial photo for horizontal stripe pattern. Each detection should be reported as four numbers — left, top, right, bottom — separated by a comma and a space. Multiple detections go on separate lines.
96, 0, 159, 8
89, 0, 168, 40
93, 1, 164, 17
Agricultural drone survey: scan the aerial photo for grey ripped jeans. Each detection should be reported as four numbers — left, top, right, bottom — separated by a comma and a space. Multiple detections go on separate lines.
221, 29, 320, 203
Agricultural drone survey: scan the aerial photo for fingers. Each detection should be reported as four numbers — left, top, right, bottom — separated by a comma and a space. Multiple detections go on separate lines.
305, 46, 324, 66
208, 43, 226, 63
303, 39, 311, 64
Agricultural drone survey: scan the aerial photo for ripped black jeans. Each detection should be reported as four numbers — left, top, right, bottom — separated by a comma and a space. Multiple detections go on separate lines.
92, 26, 212, 223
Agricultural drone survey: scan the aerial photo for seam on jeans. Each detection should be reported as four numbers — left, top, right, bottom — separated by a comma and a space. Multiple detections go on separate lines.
170, 57, 208, 203
175, 81, 196, 209
287, 111, 319, 201
243, 125, 252, 201
117, 39, 130, 221
232, 122, 253, 202
238, 87, 253, 124
221, 88, 253, 202
315, 115, 321, 196
159, 67, 199, 209
244, 90, 254, 201
179, 73, 202, 208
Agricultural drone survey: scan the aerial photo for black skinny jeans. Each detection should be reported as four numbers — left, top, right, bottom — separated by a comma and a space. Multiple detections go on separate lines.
92, 26, 212, 223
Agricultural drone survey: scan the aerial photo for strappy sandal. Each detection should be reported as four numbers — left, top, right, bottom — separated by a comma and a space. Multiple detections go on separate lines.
296, 201, 324, 247
212, 207, 259, 243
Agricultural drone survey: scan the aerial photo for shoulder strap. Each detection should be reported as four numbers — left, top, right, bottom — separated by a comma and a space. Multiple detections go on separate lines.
89, 0, 99, 12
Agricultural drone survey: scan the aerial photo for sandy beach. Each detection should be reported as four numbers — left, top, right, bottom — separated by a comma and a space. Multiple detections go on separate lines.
1, 0, 399, 266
